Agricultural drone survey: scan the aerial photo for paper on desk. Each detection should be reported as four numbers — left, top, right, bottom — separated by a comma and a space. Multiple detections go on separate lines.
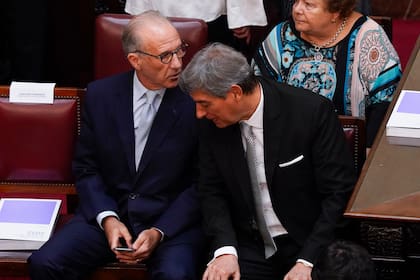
9, 81, 55, 104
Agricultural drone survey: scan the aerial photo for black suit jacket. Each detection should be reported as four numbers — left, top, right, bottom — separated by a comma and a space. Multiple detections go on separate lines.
198, 77, 355, 263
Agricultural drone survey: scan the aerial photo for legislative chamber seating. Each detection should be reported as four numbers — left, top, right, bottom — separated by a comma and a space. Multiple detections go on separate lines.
0, 13, 208, 280
0, 86, 150, 280
0, 13, 371, 280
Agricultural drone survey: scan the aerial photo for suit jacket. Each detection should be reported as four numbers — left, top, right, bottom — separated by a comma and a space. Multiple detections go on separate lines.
73, 71, 200, 240
198, 77, 355, 263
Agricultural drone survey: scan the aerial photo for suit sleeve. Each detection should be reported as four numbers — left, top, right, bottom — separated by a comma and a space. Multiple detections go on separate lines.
72, 88, 119, 223
197, 121, 239, 252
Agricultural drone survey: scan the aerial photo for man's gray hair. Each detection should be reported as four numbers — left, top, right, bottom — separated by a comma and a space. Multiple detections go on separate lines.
179, 43, 258, 98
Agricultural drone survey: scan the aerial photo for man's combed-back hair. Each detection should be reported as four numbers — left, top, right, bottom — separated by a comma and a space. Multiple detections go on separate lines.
179, 43, 258, 98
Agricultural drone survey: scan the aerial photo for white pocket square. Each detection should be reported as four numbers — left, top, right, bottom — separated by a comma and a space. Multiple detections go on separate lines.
278, 155, 304, 168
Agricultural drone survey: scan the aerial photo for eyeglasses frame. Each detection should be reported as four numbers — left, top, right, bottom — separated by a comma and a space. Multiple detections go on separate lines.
132, 42, 189, 64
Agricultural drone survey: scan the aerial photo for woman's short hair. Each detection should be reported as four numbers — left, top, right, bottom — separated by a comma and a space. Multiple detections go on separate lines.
179, 42, 258, 98
324, 0, 356, 19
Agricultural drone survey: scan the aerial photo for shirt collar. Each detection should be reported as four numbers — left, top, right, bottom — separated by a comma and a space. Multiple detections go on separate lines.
241, 83, 264, 130
132, 73, 165, 102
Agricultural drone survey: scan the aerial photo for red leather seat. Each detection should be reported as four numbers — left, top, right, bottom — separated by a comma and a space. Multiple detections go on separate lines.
94, 13, 208, 80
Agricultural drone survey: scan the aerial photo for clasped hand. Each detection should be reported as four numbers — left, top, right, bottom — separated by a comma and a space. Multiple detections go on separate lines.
103, 217, 161, 263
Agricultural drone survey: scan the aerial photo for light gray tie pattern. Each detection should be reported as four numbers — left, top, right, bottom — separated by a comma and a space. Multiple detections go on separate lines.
243, 123, 277, 258
134, 90, 157, 170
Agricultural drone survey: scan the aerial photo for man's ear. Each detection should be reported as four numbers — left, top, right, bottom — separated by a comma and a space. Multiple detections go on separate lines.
230, 84, 244, 101
127, 53, 141, 70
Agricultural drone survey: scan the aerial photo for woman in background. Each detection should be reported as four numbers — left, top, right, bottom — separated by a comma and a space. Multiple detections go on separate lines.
253, 0, 401, 150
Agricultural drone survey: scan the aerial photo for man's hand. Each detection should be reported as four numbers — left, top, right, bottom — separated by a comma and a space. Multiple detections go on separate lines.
102, 216, 133, 251
130, 228, 162, 262
110, 227, 161, 264
284, 262, 312, 280
203, 254, 240, 280
232, 27, 251, 44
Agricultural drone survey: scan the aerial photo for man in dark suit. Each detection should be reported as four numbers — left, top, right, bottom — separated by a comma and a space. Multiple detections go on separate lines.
29, 11, 203, 280
179, 43, 355, 280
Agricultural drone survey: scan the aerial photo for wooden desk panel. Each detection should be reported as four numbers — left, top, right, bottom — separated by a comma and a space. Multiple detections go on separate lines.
344, 35, 420, 280
346, 36, 420, 221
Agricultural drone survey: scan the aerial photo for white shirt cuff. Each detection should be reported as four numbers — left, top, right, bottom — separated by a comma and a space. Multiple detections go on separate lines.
207, 246, 238, 266
96, 211, 119, 230
296, 259, 314, 268
150, 227, 165, 242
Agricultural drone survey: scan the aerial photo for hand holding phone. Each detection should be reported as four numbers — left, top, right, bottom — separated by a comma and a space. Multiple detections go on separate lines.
114, 246, 134, 252
114, 237, 134, 252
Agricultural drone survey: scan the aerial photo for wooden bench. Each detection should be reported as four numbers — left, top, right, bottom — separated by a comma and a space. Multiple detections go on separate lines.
0, 86, 148, 280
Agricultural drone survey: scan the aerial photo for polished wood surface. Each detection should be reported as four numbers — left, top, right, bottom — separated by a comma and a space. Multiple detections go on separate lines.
345, 35, 420, 221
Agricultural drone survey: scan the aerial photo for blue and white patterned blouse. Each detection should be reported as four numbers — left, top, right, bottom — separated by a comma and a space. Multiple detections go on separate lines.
253, 16, 402, 146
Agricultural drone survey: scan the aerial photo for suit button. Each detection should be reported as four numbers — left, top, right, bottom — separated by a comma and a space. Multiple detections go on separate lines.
249, 219, 258, 230
129, 193, 138, 199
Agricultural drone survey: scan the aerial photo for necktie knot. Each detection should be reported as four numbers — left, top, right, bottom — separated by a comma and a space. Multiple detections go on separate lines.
242, 123, 256, 147
145, 90, 156, 106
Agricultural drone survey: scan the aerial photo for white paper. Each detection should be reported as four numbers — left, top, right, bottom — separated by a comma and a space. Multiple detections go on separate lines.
9, 81, 55, 104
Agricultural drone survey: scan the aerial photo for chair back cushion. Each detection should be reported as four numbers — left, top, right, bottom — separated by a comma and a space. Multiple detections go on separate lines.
0, 87, 82, 183
94, 13, 208, 80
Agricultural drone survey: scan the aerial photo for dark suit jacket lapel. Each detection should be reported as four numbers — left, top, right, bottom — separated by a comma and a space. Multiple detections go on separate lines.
136, 87, 180, 178
224, 124, 258, 214
260, 78, 287, 188
115, 72, 136, 178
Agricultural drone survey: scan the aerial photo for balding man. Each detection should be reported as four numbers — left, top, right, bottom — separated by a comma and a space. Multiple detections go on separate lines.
29, 11, 203, 280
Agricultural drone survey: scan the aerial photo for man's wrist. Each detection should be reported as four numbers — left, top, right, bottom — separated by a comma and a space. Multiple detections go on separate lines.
96, 211, 119, 230
296, 259, 313, 268
207, 246, 238, 266
150, 227, 164, 242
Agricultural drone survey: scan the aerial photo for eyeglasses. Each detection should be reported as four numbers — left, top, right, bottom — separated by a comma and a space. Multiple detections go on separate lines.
132, 42, 189, 64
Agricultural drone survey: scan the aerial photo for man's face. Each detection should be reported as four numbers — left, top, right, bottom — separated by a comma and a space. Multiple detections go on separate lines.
190, 89, 243, 128
129, 25, 183, 90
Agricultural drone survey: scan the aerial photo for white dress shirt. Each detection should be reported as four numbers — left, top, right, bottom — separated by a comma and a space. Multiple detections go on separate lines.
124, 0, 267, 29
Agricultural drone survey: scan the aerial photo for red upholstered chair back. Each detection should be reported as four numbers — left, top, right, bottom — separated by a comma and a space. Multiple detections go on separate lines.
339, 115, 366, 176
0, 86, 83, 214
94, 13, 208, 80
0, 87, 82, 183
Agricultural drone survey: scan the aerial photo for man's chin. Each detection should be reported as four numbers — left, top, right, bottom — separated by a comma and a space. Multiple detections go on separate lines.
212, 120, 232, 128
165, 80, 179, 88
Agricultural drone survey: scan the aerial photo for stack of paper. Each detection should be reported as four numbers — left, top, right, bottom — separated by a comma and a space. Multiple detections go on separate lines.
0, 198, 61, 250
386, 90, 420, 147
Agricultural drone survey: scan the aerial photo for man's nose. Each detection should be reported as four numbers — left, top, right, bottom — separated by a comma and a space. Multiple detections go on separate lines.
195, 105, 206, 119
170, 53, 182, 68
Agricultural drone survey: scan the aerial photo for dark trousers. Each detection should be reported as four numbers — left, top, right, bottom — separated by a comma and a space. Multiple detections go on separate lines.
28, 214, 204, 280
238, 234, 301, 280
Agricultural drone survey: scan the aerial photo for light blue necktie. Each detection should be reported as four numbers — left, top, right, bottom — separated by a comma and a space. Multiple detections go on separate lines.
242, 123, 277, 258
134, 90, 157, 170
